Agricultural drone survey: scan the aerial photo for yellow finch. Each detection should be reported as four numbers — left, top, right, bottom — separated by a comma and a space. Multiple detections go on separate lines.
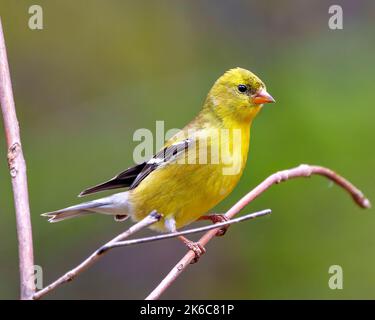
43, 67, 275, 258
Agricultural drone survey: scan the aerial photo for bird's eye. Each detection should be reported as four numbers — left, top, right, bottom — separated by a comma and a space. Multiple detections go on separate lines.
237, 84, 247, 93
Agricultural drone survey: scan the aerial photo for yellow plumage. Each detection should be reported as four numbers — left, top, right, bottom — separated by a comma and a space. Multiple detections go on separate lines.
131, 126, 251, 231
43, 67, 275, 236
130, 67, 273, 231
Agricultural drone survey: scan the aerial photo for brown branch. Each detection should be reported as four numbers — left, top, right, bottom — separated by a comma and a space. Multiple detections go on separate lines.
145, 164, 370, 300
0, 18, 35, 300
32, 211, 162, 300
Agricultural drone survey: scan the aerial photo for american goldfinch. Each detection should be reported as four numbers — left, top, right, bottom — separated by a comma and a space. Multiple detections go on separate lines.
43, 67, 275, 259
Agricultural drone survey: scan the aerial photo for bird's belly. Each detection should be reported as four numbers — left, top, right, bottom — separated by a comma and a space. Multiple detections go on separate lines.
129, 162, 243, 232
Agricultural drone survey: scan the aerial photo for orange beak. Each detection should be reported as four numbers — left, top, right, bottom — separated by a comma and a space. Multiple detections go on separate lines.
252, 88, 275, 104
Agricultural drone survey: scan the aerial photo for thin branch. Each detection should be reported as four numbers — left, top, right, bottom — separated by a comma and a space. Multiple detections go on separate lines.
32, 211, 161, 300
145, 164, 370, 300
33, 209, 270, 300
106, 209, 271, 250
0, 18, 35, 300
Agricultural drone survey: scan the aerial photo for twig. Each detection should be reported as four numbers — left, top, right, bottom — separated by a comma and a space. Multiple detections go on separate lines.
146, 164, 370, 300
34, 209, 270, 300
0, 18, 35, 300
106, 209, 271, 250
32, 211, 161, 300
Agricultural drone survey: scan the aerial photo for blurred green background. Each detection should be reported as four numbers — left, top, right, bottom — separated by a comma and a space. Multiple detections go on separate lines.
0, 0, 374, 299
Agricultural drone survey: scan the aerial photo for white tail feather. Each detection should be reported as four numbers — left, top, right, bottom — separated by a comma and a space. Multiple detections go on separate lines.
42, 192, 131, 223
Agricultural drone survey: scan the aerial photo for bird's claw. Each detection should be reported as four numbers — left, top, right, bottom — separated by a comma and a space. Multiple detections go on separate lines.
186, 241, 206, 264
208, 214, 230, 236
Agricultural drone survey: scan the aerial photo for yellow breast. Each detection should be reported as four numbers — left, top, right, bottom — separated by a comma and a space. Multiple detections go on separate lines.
129, 124, 251, 232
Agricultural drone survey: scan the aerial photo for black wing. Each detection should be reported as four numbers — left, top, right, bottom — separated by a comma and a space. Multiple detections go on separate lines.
78, 162, 146, 197
79, 139, 193, 197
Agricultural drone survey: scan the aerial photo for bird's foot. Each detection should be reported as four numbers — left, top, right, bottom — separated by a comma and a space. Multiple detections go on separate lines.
200, 214, 230, 236
178, 236, 206, 264
186, 242, 206, 264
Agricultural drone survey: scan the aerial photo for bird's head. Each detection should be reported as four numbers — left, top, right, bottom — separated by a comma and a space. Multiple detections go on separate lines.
206, 67, 275, 124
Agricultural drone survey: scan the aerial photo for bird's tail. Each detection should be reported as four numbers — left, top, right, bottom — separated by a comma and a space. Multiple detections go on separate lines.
42, 192, 131, 223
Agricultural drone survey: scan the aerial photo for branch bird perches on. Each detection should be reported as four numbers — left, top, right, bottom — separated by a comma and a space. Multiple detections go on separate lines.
32, 209, 272, 300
